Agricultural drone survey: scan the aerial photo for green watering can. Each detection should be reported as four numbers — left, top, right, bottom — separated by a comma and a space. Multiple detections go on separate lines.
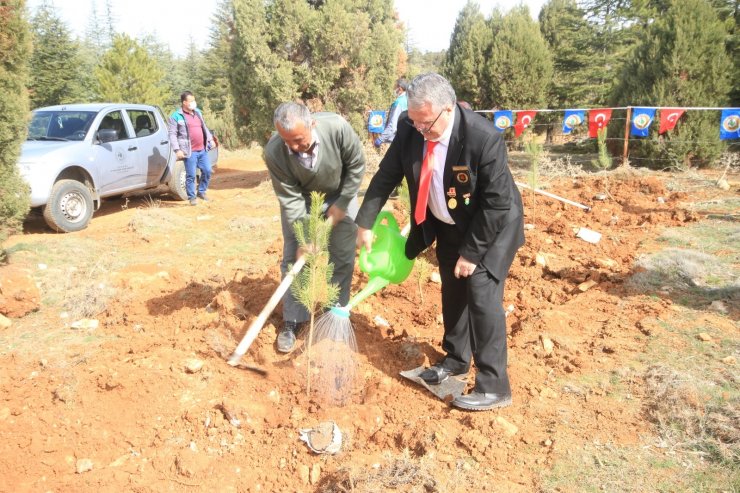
330, 211, 414, 318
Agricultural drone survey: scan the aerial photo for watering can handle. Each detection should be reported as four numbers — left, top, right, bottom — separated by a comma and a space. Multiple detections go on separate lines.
372, 210, 400, 232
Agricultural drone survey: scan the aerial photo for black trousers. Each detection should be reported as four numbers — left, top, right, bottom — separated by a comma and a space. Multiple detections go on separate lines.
433, 218, 511, 395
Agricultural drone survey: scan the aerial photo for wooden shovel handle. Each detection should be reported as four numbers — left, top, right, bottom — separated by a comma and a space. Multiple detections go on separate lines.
227, 257, 306, 366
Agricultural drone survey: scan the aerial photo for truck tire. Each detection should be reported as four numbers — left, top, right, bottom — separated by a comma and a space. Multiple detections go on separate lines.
167, 160, 200, 201
42, 179, 94, 233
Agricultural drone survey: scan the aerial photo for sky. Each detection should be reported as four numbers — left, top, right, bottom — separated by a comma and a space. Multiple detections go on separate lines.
27, 0, 548, 56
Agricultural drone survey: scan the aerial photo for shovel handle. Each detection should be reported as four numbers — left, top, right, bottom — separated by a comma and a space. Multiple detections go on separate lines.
227, 257, 306, 366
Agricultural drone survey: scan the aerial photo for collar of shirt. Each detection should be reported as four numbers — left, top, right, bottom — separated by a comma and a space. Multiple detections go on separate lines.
286, 130, 320, 169
426, 107, 456, 225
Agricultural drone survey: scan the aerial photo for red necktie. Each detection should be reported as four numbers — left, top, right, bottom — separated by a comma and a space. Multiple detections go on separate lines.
414, 140, 438, 225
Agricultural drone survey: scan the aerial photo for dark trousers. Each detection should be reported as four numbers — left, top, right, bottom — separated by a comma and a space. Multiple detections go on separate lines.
433, 218, 511, 395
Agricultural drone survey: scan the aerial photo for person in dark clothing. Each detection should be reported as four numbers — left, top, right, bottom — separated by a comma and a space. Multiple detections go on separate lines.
355, 73, 524, 411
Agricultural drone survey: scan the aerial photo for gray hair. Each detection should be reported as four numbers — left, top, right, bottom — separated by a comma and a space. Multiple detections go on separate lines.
406, 73, 456, 112
273, 102, 312, 130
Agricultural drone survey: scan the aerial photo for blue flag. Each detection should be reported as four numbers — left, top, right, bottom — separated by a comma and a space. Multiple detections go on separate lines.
368, 110, 385, 133
720, 109, 740, 140
630, 107, 656, 137
562, 110, 585, 134
493, 110, 513, 132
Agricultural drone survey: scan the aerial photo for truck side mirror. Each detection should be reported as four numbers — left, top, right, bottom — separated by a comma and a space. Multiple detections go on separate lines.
97, 128, 117, 143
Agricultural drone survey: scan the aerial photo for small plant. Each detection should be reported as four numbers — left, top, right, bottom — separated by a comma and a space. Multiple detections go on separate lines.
140, 195, 161, 209
291, 191, 339, 394
592, 128, 612, 170
414, 257, 432, 304
524, 136, 542, 226
397, 178, 411, 217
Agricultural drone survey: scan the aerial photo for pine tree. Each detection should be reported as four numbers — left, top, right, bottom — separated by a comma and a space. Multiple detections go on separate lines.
0, 0, 32, 256
443, 1, 492, 108
483, 5, 553, 109
611, 0, 733, 168
230, 0, 404, 142
28, 1, 84, 108
230, 0, 296, 142
540, 0, 601, 107
95, 33, 168, 107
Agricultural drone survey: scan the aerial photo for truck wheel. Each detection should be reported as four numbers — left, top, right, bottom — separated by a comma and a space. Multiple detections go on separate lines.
167, 160, 201, 201
42, 179, 94, 233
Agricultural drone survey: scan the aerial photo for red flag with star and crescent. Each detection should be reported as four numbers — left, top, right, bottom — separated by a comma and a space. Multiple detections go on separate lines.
588, 109, 612, 138
514, 111, 537, 137
659, 108, 685, 134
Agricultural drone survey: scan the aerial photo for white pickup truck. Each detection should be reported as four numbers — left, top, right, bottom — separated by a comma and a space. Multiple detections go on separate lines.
18, 103, 218, 232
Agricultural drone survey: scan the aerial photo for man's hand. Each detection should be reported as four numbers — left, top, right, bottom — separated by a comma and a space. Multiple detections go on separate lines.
454, 256, 477, 278
357, 226, 374, 252
296, 243, 318, 261
325, 204, 346, 226
175, 150, 185, 160
373, 138, 382, 148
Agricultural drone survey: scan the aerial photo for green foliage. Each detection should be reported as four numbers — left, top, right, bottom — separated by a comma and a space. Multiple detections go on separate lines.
414, 257, 432, 304
230, 0, 404, 143
483, 5, 553, 109
443, 1, 492, 108
611, 0, 732, 168
0, 0, 32, 256
200, 0, 239, 148
593, 128, 612, 169
28, 1, 85, 108
539, 0, 602, 107
397, 177, 410, 220
95, 33, 168, 107
406, 49, 445, 77
524, 138, 543, 188
291, 191, 339, 314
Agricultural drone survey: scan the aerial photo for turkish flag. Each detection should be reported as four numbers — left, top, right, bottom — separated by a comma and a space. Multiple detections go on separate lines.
588, 109, 612, 138
514, 111, 537, 137
659, 108, 685, 134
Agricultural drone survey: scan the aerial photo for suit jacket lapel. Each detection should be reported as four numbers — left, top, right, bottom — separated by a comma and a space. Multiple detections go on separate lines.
443, 107, 464, 191
411, 131, 424, 185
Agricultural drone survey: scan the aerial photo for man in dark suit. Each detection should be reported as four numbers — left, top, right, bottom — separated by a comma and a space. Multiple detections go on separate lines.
356, 73, 524, 411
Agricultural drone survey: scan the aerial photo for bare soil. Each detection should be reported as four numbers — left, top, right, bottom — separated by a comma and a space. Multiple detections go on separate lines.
0, 151, 737, 492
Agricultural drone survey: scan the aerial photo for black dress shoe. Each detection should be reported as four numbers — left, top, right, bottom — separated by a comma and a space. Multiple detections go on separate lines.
419, 365, 466, 385
452, 391, 512, 411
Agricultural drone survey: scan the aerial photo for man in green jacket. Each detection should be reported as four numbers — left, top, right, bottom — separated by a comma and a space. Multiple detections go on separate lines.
264, 102, 366, 353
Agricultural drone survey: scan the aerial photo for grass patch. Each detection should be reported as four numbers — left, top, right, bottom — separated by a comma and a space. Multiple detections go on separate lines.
318, 450, 476, 493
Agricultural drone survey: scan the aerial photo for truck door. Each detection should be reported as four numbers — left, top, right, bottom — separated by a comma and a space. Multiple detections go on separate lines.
94, 110, 146, 194
129, 108, 170, 187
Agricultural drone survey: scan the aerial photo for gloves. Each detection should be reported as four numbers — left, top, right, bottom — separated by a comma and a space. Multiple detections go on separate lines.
373, 138, 383, 148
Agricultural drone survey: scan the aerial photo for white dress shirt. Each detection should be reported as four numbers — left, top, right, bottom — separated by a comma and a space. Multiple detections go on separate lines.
426, 107, 455, 225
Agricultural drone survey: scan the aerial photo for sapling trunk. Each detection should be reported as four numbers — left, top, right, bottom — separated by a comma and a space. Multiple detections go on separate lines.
291, 191, 339, 396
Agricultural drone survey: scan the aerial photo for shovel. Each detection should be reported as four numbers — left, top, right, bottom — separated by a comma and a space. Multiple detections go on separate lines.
227, 257, 306, 366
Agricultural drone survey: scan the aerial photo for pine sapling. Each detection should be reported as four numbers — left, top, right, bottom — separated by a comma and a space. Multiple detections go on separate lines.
524, 136, 542, 227
291, 191, 339, 395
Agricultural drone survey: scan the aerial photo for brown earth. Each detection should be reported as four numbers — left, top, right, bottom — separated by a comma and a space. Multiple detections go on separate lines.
0, 150, 737, 492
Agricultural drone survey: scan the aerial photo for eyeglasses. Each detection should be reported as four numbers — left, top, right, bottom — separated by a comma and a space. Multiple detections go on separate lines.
406, 109, 444, 134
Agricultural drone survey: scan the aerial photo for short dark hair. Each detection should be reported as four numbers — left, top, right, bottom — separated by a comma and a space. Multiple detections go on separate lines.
396, 78, 409, 91
180, 91, 193, 103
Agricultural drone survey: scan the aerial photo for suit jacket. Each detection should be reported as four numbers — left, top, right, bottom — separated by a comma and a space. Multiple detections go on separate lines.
356, 103, 525, 281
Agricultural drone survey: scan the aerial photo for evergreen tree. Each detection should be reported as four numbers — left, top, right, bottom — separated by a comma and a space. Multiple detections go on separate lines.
579, 0, 636, 104
29, 1, 84, 108
540, 0, 601, 107
95, 34, 168, 107
201, 0, 239, 148
483, 5, 553, 109
230, 0, 296, 142
443, 1, 492, 108
612, 0, 732, 168
141, 34, 186, 110
0, 0, 32, 254
230, 0, 404, 143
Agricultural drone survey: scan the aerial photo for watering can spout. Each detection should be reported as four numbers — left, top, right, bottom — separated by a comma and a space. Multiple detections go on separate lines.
348, 211, 415, 309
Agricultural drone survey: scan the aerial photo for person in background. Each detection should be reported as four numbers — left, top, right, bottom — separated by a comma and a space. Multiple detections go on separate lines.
264, 102, 366, 353
373, 78, 408, 148
168, 91, 215, 206
356, 73, 524, 411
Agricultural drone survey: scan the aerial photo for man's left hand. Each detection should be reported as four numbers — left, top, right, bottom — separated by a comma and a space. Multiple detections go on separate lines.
373, 138, 382, 148
454, 256, 477, 278
325, 204, 346, 226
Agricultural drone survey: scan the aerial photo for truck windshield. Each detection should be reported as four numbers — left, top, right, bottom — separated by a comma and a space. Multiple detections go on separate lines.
28, 111, 98, 141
